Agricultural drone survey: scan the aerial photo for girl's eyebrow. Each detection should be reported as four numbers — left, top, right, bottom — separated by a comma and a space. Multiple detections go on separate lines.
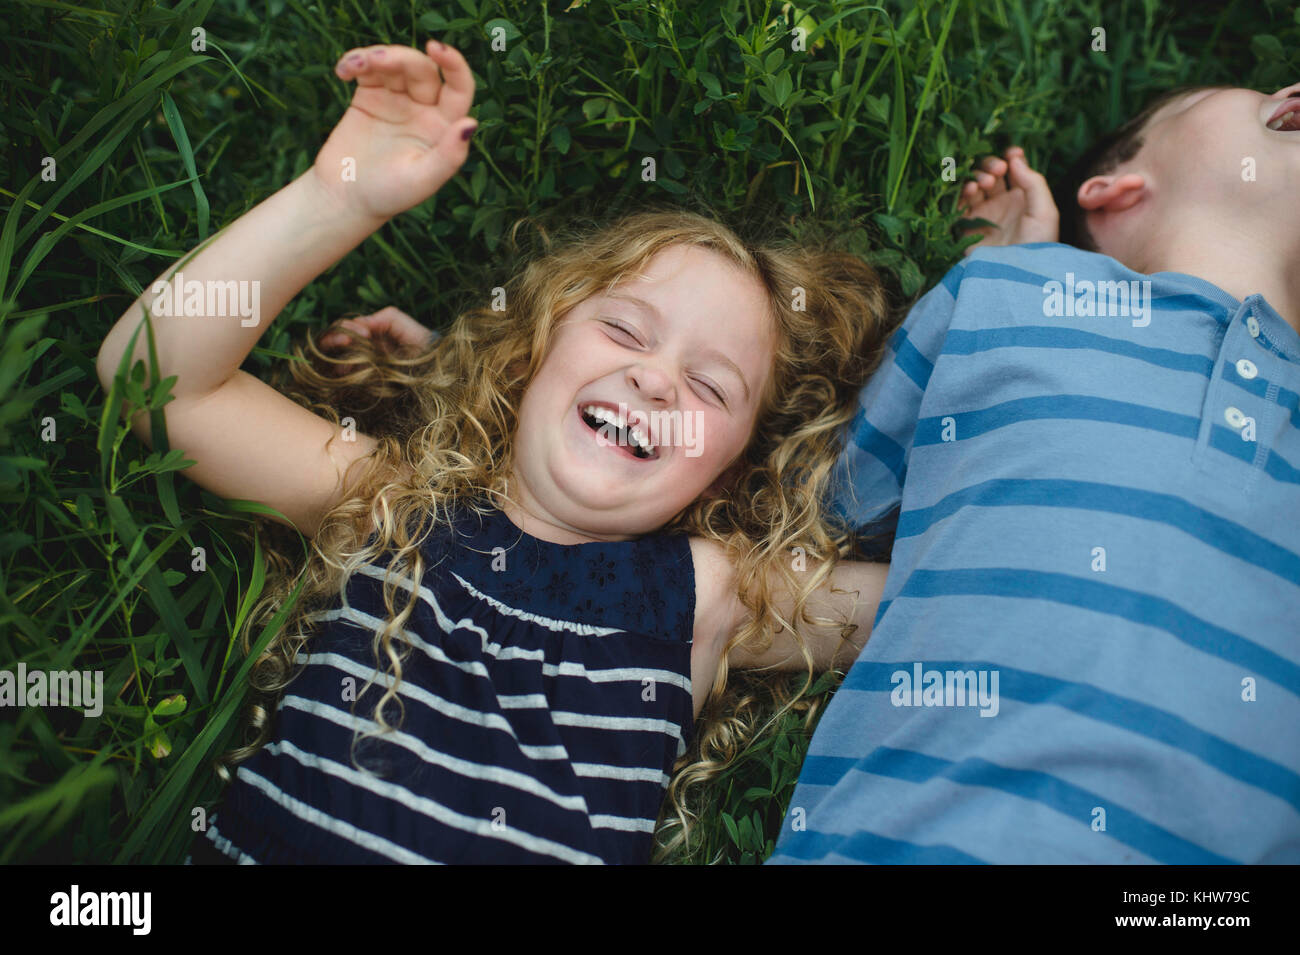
604, 292, 752, 401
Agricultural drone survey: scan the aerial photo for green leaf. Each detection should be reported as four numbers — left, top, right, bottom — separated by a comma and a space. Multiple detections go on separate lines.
147, 728, 172, 759
0, 532, 34, 558
550, 124, 572, 155
774, 72, 793, 108
115, 569, 310, 863
721, 812, 741, 846
484, 17, 522, 42
152, 694, 187, 717
737, 812, 756, 848
758, 115, 816, 210
0, 762, 115, 848
874, 212, 907, 245
899, 257, 924, 298
97, 496, 208, 704
1, 456, 47, 473
160, 92, 210, 241
470, 161, 488, 202
864, 93, 889, 124
157, 469, 183, 528
1251, 34, 1283, 59
469, 203, 505, 241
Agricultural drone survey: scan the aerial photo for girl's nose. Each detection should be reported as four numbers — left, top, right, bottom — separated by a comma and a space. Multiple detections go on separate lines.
627, 362, 674, 403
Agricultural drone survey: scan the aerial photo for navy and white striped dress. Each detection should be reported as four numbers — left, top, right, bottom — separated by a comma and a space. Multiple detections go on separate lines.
187, 501, 697, 864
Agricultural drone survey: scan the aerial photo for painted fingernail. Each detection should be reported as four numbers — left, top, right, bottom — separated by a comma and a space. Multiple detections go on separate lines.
461, 125, 476, 141
372, 48, 386, 57
348, 53, 363, 65
432, 39, 444, 51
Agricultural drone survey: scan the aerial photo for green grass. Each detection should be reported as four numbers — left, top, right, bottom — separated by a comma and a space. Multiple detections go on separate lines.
2, 0, 1295, 865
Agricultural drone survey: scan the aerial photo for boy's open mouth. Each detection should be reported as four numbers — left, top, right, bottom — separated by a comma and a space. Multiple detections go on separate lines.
578, 403, 659, 460
1266, 98, 1300, 131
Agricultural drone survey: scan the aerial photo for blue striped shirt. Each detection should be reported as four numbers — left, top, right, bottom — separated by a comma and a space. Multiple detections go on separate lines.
190, 503, 696, 864
767, 243, 1300, 864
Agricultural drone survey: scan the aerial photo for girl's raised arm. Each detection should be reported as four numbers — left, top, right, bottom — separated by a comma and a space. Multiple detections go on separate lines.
96, 41, 476, 538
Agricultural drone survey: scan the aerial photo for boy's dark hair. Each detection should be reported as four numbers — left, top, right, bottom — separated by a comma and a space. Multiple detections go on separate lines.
1054, 85, 1229, 252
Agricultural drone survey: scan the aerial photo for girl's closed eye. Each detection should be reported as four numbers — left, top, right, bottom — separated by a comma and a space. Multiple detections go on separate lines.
599, 318, 727, 406
600, 317, 641, 345
693, 376, 726, 406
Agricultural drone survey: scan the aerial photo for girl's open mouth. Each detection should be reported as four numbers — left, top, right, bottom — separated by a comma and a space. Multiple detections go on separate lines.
577, 404, 659, 460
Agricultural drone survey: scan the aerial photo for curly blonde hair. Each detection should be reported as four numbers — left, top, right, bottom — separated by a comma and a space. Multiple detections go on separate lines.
215, 204, 892, 862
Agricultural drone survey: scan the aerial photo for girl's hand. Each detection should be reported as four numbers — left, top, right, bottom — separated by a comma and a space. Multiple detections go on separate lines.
312, 40, 478, 221
957, 147, 1060, 255
321, 306, 438, 374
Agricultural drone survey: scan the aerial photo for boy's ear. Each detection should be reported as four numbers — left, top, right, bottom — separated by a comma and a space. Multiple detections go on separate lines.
1076, 173, 1147, 213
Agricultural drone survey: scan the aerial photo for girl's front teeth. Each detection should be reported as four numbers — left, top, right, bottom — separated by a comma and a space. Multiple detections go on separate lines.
582, 405, 655, 456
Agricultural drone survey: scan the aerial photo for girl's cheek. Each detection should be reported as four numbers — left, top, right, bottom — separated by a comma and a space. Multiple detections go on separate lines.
689, 410, 722, 464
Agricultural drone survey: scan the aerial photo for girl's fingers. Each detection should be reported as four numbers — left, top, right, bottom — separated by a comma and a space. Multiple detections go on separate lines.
341, 46, 395, 88
326, 307, 434, 352
397, 45, 441, 104
378, 307, 429, 341
361, 307, 405, 339
371, 305, 416, 324
334, 48, 366, 79
361, 45, 441, 101
354, 46, 407, 93
333, 40, 473, 118
425, 39, 475, 117
336, 44, 442, 104
322, 318, 367, 348
413, 116, 478, 192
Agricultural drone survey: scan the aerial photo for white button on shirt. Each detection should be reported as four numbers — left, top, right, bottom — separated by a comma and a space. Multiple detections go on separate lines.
1224, 406, 1246, 428
1246, 315, 1260, 338
1235, 358, 1258, 379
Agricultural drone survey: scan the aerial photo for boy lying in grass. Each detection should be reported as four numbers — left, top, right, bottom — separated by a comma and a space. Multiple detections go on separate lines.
766, 83, 1300, 864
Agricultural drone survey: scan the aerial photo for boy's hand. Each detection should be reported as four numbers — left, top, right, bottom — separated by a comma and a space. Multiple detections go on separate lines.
313, 40, 477, 221
957, 147, 1059, 255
